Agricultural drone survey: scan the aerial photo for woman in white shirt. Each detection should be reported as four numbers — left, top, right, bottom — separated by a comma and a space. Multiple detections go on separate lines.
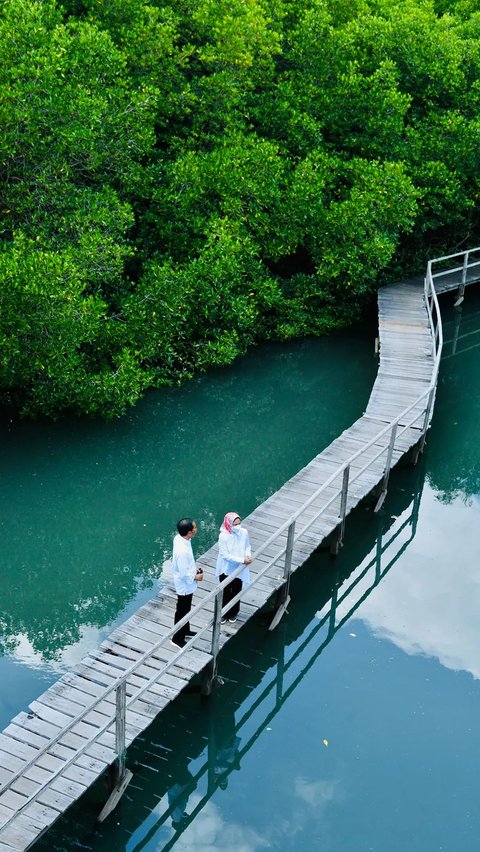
215, 512, 252, 623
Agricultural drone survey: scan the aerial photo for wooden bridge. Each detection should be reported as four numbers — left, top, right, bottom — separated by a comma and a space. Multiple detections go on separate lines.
0, 248, 479, 851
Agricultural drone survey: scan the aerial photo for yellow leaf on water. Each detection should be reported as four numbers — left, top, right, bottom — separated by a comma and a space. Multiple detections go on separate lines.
323, 739, 329, 747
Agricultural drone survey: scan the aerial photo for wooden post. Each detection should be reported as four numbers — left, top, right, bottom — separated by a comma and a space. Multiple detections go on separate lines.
410, 387, 435, 465
115, 679, 127, 784
417, 387, 435, 456
201, 589, 223, 695
269, 521, 295, 630
98, 680, 133, 822
454, 251, 468, 307
374, 424, 397, 512
330, 465, 350, 555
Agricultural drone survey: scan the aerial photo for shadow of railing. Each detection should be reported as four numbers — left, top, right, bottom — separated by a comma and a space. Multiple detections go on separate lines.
441, 301, 480, 361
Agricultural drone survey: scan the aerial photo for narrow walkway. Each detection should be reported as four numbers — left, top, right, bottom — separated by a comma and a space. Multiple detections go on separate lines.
0, 259, 471, 851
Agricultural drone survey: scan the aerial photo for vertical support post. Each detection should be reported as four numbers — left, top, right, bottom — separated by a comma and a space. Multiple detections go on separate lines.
98, 678, 132, 822
417, 387, 435, 456
454, 251, 468, 307
411, 386, 436, 466
114, 679, 127, 786
283, 521, 295, 585
330, 465, 350, 555
269, 521, 295, 630
202, 589, 223, 695
374, 424, 397, 512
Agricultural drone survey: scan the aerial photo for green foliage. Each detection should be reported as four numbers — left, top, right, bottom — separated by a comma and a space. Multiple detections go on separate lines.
122, 218, 282, 377
0, 235, 150, 416
2, 0, 480, 417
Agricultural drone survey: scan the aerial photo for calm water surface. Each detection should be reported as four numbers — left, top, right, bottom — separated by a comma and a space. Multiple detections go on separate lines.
1, 293, 480, 852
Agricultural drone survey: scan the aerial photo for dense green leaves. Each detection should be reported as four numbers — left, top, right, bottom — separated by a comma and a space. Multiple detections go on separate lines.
2, 0, 480, 417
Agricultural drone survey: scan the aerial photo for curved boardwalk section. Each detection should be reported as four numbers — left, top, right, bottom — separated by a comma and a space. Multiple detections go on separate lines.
0, 265, 453, 850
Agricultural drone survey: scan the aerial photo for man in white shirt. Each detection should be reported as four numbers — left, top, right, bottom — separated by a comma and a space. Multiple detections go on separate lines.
171, 518, 203, 648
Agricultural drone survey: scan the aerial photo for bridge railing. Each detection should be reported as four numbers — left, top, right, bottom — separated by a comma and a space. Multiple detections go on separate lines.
1, 249, 475, 833
426, 246, 480, 301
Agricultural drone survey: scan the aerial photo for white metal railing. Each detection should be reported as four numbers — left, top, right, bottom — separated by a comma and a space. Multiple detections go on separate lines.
1, 248, 477, 835
427, 246, 480, 303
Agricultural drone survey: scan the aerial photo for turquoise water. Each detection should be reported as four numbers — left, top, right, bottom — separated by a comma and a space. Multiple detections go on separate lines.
1, 291, 480, 851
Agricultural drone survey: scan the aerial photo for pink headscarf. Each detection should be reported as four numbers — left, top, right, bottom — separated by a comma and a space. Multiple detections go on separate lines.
222, 512, 240, 534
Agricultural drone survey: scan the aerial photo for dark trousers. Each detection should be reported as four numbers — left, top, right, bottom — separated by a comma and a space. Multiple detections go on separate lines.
174, 593, 193, 644
220, 574, 242, 619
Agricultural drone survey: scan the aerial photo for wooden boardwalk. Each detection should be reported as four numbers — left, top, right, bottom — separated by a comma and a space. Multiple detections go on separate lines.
0, 253, 476, 851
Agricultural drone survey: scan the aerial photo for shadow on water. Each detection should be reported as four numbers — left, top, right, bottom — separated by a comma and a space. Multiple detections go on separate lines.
33, 455, 426, 852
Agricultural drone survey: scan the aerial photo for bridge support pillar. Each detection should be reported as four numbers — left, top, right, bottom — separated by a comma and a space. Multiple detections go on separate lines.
269, 521, 295, 630
202, 589, 223, 695
411, 386, 436, 465
374, 425, 397, 512
98, 680, 133, 822
330, 465, 350, 555
454, 252, 469, 306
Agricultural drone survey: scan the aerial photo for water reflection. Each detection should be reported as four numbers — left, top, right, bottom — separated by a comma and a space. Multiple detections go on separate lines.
354, 488, 480, 680
211, 705, 242, 790
426, 294, 480, 501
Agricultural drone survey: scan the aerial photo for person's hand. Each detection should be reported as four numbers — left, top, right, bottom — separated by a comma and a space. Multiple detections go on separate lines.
244, 555, 252, 564
195, 568, 204, 581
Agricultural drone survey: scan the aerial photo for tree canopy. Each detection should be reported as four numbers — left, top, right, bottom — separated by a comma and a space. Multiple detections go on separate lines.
1, 0, 480, 417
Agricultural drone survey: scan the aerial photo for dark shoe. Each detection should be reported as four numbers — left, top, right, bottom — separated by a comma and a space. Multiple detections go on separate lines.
185, 631, 197, 638
228, 617, 237, 623
170, 638, 186, 648
220, 618, 227, 625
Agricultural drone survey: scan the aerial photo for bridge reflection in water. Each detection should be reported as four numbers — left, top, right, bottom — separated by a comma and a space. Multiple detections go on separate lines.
35, 460, 425, 852
442, 301, 480, 361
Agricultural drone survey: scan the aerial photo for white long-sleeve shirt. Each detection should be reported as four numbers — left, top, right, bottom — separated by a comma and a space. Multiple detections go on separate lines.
215, 526, 251, 586
172, 533, 197, 595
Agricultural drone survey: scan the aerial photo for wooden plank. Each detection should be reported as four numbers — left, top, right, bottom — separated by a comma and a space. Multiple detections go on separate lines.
0, 754, 24, 777
0, 801, 15, 823
3, 725, 48, 753
0, 767, 14, 789
10, 712, 61, 743
0, 814, 41, 850
0, 737, 38, 766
